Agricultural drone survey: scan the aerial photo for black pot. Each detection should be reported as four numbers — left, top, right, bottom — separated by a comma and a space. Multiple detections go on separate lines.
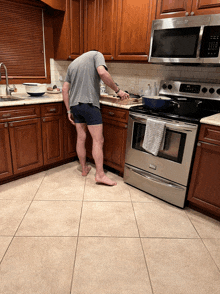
142, 95, 173, 110
125, 91, 141, 98
173, 99, 203, 115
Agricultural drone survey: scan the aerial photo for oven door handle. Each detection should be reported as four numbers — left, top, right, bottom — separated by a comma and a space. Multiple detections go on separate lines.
126, 165, 185, 191
130, 113, 196, 132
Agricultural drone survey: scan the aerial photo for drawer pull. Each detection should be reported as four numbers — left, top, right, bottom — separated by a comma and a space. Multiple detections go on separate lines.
43, 118, 45, 122
4, 123, 8, 128
10, 123, 13, 127
49, 108, 57, 112
197, 142, 201, 147
2, 113, 11, 118
109, 111, 115, 116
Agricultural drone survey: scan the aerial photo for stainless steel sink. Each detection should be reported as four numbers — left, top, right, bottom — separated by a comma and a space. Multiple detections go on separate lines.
0, 95, 24, 102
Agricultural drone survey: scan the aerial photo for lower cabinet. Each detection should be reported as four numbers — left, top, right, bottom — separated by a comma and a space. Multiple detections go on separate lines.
187, 124, 220, 220
0, 122, 13, 179
63, 105, 77, 159
86, 105, 129, 174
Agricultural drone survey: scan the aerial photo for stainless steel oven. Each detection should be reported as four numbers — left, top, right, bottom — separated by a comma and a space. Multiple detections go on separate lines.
124, 80, 220, 208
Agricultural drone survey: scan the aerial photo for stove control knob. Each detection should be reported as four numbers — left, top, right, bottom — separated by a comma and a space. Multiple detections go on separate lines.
217, 88, 220, 95
209, 88, 215, 94
162, 84, 167, 90
168, 84, 173, 90
202, 87, 207, 93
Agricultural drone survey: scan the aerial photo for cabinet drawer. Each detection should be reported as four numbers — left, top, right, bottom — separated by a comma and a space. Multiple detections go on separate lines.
0, 105, 41, 122
199, 124, 220, 146
41, 103, 63, 117
101, 105, 129, 123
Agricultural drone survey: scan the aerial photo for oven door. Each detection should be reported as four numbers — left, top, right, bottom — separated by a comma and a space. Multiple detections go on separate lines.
125, 112, 198, 186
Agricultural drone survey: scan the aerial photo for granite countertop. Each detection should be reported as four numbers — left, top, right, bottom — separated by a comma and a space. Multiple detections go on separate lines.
200, 113, 220, 127
0, 93, 143, 109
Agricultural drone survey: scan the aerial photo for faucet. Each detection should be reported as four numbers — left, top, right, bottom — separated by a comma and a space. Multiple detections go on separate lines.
0, 63, 15, 96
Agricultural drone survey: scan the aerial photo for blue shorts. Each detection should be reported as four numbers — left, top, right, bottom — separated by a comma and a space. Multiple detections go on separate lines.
70, 103, 102, 125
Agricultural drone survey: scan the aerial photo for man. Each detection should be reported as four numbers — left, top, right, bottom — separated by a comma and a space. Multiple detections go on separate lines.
62, 50, 129, 186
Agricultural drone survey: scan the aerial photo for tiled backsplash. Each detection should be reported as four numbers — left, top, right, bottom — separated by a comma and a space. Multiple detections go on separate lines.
1, 58, 220, 95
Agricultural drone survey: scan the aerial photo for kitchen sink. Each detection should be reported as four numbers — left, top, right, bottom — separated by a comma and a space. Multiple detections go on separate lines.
0, 95, 25, 102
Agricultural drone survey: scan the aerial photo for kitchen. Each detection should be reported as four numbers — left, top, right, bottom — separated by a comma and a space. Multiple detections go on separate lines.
0, 0, 220, 293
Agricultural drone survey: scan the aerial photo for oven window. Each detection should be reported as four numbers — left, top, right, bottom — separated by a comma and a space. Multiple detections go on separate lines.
132, 122, 186, 163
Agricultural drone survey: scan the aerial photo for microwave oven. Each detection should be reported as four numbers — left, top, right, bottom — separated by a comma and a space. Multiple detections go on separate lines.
148, 14, 220, 65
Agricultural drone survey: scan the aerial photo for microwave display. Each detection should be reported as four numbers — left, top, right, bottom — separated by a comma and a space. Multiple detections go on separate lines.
151, 27, 200, 58
200, 26, 220, 58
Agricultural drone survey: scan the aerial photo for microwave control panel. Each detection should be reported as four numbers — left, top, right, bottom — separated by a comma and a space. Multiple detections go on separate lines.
200, 26, 220, 58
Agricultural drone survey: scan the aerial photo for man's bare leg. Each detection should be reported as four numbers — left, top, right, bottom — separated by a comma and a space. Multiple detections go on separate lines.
75, 123, 91, 176
88, 124, 117, 186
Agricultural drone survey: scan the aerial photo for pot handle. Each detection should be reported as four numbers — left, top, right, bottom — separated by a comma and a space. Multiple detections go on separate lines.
171, 101, 180, 108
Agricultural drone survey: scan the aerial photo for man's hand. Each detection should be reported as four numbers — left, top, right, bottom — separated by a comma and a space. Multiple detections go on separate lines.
117, 90, 129, 100
68, 113, 75, 126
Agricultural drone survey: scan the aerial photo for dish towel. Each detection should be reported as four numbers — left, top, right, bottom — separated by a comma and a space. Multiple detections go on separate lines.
142, 118, 166, 156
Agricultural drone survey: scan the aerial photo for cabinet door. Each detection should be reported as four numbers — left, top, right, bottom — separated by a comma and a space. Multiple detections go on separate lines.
191, 0, 220, 15
156, 0, 192, 19
115, 0, 156, 61
187, 141, 220, 219
53, 0, 83, 60
103, 118, 127, 172
0, 123, 13, 179
42, 116, 64, 165
63, 114, 77, 159
9, 118, 43, 174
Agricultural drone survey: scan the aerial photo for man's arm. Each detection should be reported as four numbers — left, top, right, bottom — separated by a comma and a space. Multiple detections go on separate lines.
97, 66, 129, 100
62, 81, 75, 125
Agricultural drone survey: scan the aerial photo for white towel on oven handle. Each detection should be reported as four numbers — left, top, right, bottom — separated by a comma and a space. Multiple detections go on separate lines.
142, 118, 166, 156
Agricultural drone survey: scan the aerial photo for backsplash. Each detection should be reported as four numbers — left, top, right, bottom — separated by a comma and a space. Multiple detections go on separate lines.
1, 58, 220, 95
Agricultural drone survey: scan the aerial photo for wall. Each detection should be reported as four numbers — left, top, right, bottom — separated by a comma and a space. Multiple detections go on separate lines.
1, 59, 220, 95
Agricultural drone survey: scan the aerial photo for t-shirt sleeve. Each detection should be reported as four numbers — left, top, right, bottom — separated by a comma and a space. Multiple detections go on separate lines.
94, 52, 108, 71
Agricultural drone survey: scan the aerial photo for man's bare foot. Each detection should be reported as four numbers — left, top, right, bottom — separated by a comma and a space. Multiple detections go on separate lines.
95, 174, 117, 186
82, 165, 91, 176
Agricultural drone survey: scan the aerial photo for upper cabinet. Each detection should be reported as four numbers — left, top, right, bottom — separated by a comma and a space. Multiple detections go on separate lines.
115, 0, 156, 61
156, 0, 220, 19
53, 0, 84, 60
41, 0, 66, 11
83, 0, 156, 61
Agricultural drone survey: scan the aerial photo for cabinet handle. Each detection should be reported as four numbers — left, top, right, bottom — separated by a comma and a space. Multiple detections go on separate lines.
185, 12, 189, 16
2, 113, 11, 118
111, 56, 113, 60
10, 123, 13, 127
197, 142, 201, 147
109, 111, 115, 116
49, 108, 56, 112
4, 123, 8, 128
43, 118, 45, 122
125, 124, 128, 129
190, 11, 194, 16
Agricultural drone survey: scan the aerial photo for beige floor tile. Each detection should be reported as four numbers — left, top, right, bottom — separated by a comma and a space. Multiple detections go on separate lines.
0, 237, 12, 261
142, 238, 220, 294
71, 237, 153, 294
0, 172, 46, 200
0, 200, 31, 235
35, 162, 85, 201
203, 239, 220, 270
16, 200, 82, 236
185, 208, 220, 238
0, 237, 77, 294
84, 175, 131, 202
133, 202, 199, 238
79, 202, 139, 237
128, 185, 155, 202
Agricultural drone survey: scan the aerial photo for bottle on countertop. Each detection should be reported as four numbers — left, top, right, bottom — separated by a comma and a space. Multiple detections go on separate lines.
144, 84, 151, 97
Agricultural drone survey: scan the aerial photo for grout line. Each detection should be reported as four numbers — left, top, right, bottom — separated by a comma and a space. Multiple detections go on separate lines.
0, 172, 47, 266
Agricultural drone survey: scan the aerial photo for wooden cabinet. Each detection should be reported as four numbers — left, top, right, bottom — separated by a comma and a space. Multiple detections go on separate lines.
156, 0, 220, 19
86, 105, 129, 174
187, 124, 220, 220
53, 0, 83, 60
0, 105, 43, 179
84, 0, 156, 61
84, 0, 116, 60
0, 122, 13, 179
63, 105, 77, 159
41, 103, 64, 165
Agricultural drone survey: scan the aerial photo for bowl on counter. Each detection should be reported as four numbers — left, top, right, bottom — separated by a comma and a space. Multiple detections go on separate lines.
23, 83, 46, 96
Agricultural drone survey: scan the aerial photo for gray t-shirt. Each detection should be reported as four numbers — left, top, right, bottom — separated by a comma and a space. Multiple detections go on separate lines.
65, 51, 107, 109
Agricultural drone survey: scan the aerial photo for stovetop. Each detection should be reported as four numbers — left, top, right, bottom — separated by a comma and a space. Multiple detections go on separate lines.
130, 80, 220, 124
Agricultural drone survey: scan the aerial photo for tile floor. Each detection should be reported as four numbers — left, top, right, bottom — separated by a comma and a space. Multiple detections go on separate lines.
0, 161, 220, 294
